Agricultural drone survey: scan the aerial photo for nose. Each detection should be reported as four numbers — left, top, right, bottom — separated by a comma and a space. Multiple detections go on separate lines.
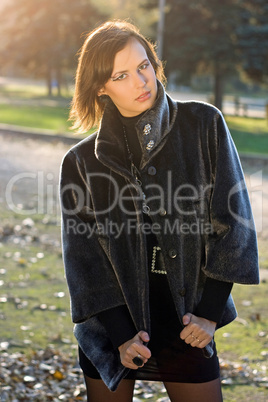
133, 71, 147, 87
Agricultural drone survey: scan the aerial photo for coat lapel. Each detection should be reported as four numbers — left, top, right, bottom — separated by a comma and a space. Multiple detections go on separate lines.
95, 80, 178, 175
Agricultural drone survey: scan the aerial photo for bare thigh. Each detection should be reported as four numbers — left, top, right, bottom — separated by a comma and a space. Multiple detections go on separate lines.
83, 375, 135, 402
164, 377, 223, 402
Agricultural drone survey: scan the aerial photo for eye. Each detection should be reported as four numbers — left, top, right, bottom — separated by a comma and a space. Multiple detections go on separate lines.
110, 73, 127, 82
138, 63, 149, 71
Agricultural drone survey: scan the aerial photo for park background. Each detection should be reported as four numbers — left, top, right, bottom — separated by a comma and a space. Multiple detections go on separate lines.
0, 0, 268, 400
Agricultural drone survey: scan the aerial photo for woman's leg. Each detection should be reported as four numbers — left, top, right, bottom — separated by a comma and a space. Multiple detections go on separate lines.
163, 378, 223, 402
83, 375, 135, 402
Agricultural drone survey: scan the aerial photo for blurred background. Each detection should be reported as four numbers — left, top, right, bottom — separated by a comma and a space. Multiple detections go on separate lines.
0, 0, 268, 400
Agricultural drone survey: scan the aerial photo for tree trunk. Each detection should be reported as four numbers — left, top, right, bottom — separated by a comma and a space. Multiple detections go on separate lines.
213, 62, 224, 111
56, 66, 62, 97
47, 66, 52, 97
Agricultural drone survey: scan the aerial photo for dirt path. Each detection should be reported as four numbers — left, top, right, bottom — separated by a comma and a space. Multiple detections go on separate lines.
0, 133, 75, 215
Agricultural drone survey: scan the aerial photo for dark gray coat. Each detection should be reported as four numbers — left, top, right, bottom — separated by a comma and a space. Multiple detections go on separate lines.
60, 82, 259, 391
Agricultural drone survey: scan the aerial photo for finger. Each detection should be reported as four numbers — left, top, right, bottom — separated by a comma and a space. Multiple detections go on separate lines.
180, 323, 197, 340
126, 346, 145, 360
180, 328, 188, 340
198, 337, 212, 348
132, 342, 151, 359
184, 332, 202, 346
138, 331, 150, 343
134, 346, 151, 360
124, 342, 151, 362
122, 352, 144, 368
182, 313, 192, 326
189, 334, 212, 348
190, 336, 203, 348
132, 354, 145, 367
184, 333, 195, 345
122, 352, 149, 369
122, 360, 145, 369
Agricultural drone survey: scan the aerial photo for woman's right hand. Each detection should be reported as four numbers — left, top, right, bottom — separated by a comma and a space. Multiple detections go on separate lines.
118, 330, 151, 369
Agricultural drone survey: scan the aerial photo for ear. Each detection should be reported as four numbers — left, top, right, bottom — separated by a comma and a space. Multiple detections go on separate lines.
98, 87, 107, 97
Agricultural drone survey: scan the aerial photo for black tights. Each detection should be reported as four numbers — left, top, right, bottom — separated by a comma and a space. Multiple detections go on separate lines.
83, 375, 223, 402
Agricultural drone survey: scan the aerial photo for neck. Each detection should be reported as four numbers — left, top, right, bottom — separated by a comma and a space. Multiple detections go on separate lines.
119, 113, 142, 168
119, 110, 146, 128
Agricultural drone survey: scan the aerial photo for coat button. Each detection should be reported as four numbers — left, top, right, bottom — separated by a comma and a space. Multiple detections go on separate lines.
159, 208, 167, 216
168, 249, 177, 259
148, 166, 156, 175
143, 124, 152, 135
179, 287, 186, 297
146, 140, 155, 150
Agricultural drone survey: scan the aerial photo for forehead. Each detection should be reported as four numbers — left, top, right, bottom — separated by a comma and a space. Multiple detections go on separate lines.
112, 39, 148, 71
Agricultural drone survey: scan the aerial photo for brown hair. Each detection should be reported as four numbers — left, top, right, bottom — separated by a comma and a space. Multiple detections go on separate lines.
69, 20, 166, 133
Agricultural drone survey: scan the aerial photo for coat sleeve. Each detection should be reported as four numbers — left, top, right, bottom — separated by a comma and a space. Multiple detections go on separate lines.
194, 278, 233, 323
98, 305, 137, 349
203, 110, 259, 284
60, 150, 125, 323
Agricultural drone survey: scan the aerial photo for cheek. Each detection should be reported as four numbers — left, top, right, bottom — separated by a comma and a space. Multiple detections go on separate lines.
107, 88, 130, 104
102, 86, 117, 99
148, 64, 156, 77
115, 87, 129, 100
148, 71, 157, 89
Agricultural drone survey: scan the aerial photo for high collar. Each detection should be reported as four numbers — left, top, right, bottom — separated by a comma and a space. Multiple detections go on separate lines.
95, 80, 178, 179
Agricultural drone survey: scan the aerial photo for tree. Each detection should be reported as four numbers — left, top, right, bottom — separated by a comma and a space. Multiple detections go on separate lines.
163, 0, 245, 109
0, 0, 106, 96
237, 0, 268, 85
92, 0, 159, 34
143, 0, 266, 110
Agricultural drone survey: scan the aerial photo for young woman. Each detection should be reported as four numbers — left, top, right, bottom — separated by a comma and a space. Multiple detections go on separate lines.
60, 20, 259, 402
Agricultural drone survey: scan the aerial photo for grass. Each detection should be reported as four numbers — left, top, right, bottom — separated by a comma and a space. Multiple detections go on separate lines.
221, 385, 268, 402
258, 239, 268, 269
0, 81, 71, 99
0, 215, 75, 356
0, 81, 75, 135
0, 103, 71, 133
225, 116, 268, 155
216, 282, 268, 361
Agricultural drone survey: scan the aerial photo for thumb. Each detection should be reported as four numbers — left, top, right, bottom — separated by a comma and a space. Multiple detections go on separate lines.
182, 313, 192, 326
138, 331, 150, 343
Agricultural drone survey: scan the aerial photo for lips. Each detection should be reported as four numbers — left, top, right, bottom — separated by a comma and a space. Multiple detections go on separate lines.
136, 91, 151, 101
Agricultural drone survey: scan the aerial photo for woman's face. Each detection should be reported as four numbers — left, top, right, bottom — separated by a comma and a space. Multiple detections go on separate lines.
99, 38, 158, 117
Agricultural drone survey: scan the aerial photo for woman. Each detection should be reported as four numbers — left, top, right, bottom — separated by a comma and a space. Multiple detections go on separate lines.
60, 20, 259, 402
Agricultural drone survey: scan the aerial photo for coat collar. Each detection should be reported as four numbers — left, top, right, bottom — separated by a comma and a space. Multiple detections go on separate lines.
95, 80, 178, 177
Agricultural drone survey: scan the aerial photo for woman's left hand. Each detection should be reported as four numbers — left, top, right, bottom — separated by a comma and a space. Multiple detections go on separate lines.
179, 313, 216, 348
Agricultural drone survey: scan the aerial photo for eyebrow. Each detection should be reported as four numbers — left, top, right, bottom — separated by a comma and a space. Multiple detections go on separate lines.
111, 58, 149, 77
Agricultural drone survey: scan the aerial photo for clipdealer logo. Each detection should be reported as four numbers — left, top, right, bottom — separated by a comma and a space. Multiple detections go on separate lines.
4, 169, 263, 232
64, 217, 214, 239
